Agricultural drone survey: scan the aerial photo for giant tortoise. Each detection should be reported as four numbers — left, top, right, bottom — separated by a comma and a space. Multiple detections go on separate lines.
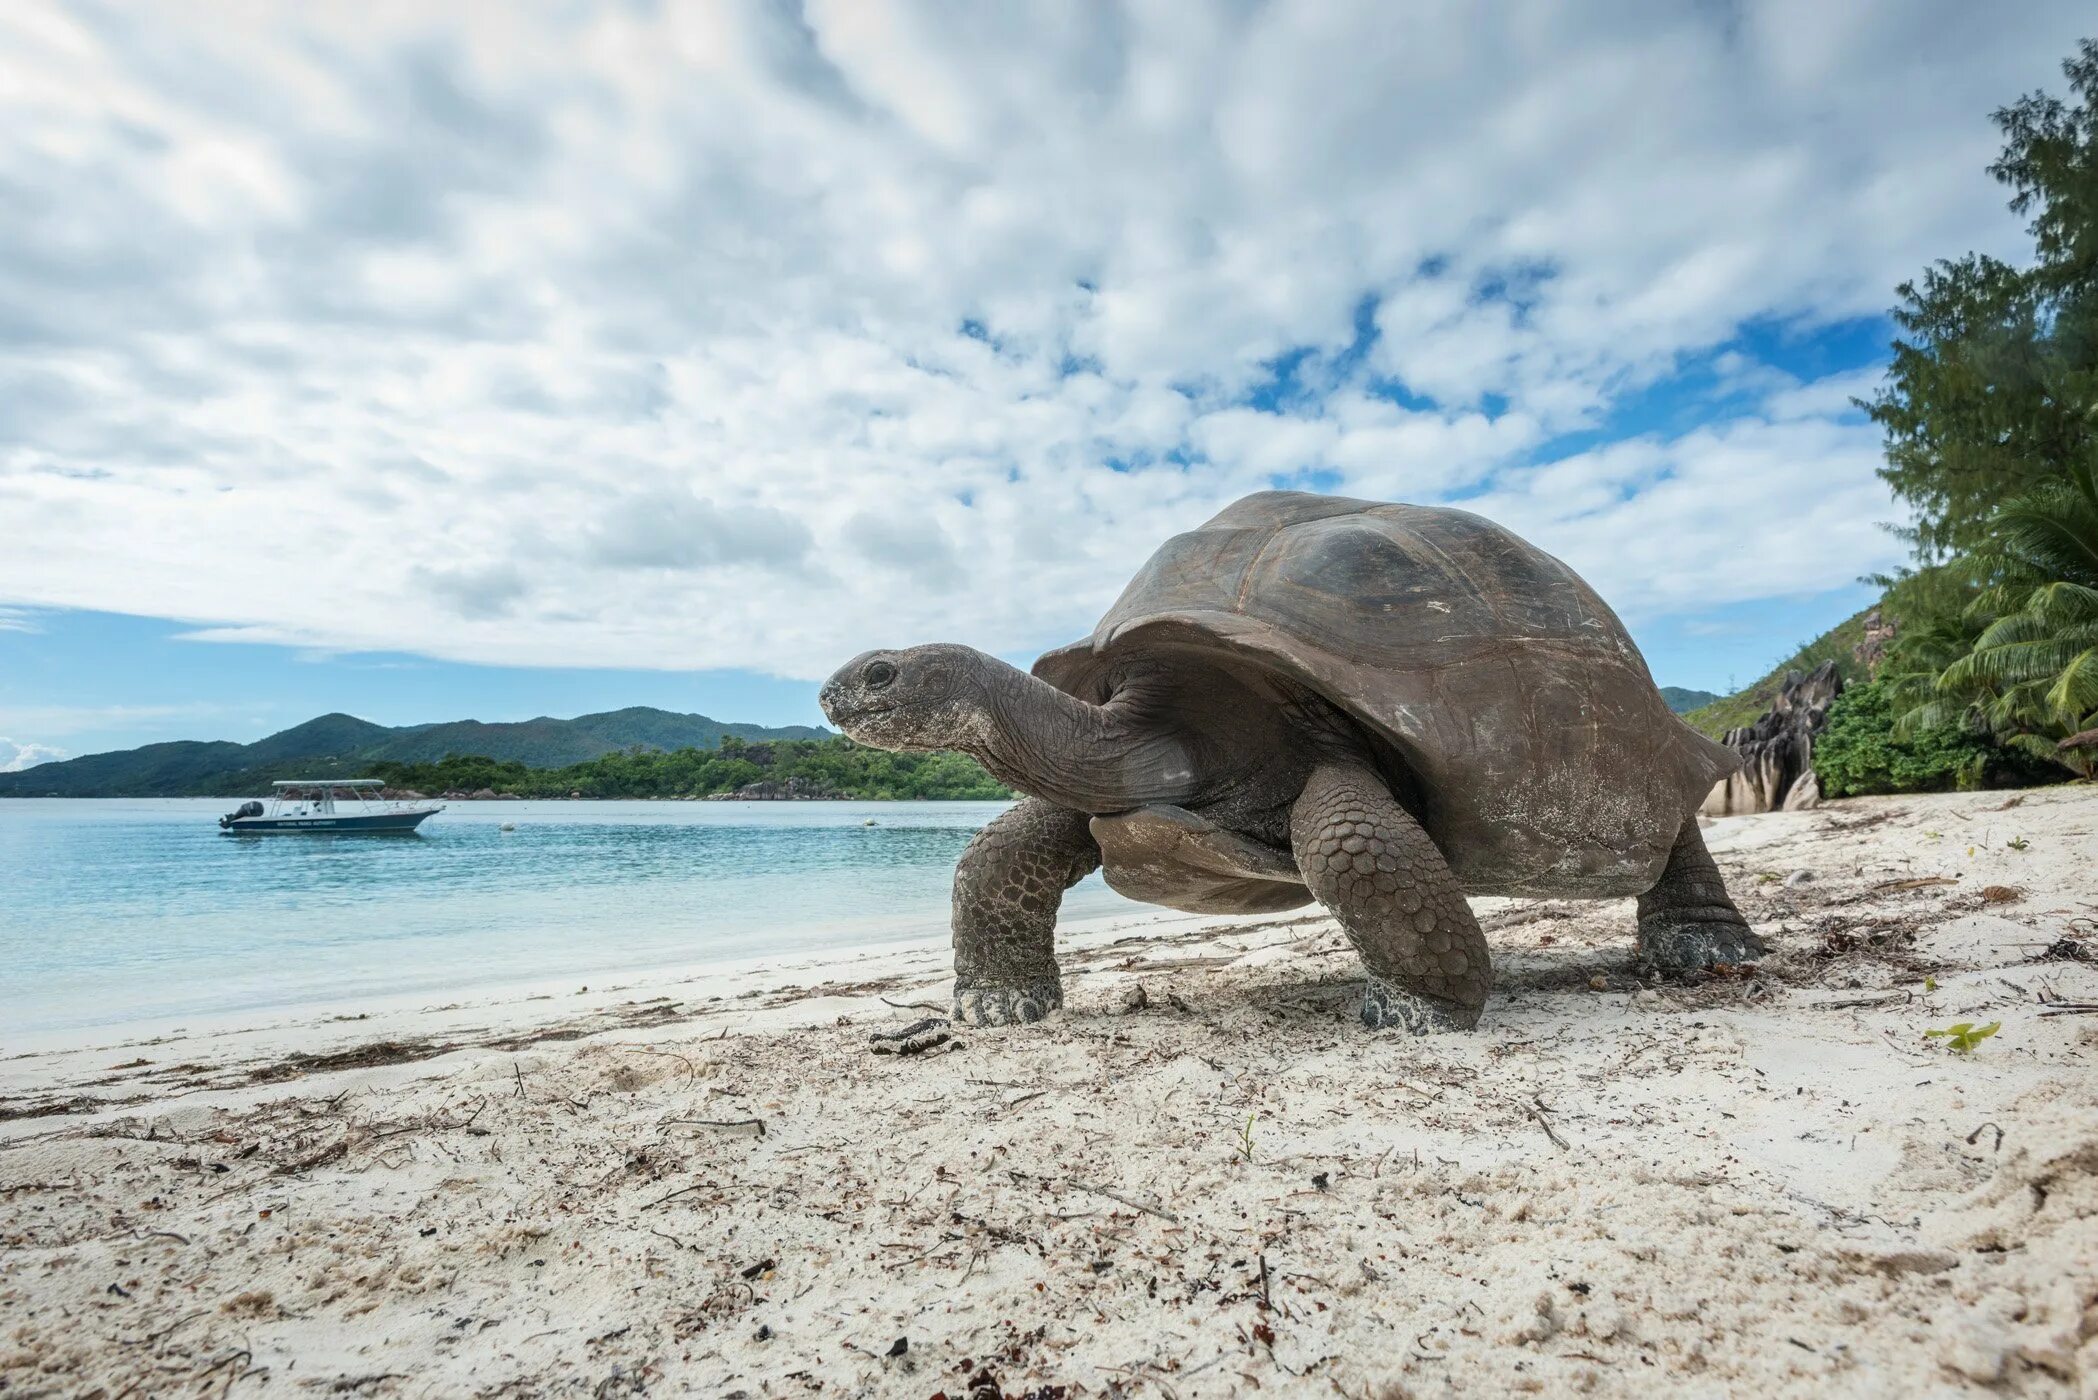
819, 491, 1757, 1033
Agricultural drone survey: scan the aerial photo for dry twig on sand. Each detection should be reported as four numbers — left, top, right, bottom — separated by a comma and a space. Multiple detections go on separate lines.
869, 1017, 955, 1056
1526, 1096, 1571, 1151
665, 1117, 766, 1138
1008, 1169, 1181, 1223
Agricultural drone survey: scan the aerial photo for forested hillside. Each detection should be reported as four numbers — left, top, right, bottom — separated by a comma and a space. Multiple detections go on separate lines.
366, 738, 1008, 801
1658, 686, 1723, 714
0, 708, 831, 797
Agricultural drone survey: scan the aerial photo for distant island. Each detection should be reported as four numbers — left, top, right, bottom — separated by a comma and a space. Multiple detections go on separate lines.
1659, 686, 1723, 713
0, 707, 846, 798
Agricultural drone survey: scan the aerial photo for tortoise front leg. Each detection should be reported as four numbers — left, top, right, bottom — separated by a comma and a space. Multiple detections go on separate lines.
1637, 816, 1765, 972
950, 798, 1101, 1025
1291, 765, 1491, 1032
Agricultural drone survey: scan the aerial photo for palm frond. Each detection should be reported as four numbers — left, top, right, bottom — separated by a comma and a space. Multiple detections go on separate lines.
1968, 610, 2058, 650
2020, 580, 2098, 625
1982, 460, 2098, 588
1952, 637, 2098, 690
2000, 731, 2070, 764
2042, 648, 2098, 722
1893, 696, 1969, 739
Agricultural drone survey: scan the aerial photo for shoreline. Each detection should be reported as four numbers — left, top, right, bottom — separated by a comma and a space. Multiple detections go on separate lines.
4, 785, 2095, 1395
0, 795, 1059, 1051
0, 901, 1289, 1131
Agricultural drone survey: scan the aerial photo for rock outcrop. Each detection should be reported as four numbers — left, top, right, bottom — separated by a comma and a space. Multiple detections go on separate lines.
1853, 607, 1898, 675
711, 776, 844, 801
1701, 660, 1842, 817
1781, 768, 1823, 812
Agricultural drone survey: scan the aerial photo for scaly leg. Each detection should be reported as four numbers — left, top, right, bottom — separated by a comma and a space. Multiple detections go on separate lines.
951, 798, 1100, 1025
1291, 765, 1491, 1032
1636, 816, 1765, 971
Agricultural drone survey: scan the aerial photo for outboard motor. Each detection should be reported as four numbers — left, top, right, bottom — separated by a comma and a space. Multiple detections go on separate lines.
219, 800, 265, 829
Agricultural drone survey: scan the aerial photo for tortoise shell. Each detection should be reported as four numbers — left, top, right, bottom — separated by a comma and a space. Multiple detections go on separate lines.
1033, 491, 1736, 896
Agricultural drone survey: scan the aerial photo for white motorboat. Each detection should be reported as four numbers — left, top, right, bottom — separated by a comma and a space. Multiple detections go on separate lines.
219, 780, 443, 834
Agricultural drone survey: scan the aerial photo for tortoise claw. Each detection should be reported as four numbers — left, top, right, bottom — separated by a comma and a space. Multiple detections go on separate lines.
1361, 977, 1481, 1034
952, 978, 1063, 1026
1639, 920, 1768, 974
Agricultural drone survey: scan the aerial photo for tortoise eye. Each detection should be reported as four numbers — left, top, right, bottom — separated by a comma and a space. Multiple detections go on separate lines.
863, 660, 898, 689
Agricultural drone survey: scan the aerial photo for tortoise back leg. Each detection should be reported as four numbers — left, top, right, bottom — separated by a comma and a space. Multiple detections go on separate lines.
1636, 816, 1766, 971
1290, 765, 1491, 1032
951, 797, 1100, 1025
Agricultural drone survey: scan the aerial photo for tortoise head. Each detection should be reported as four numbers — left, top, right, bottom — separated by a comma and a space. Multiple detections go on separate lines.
818, 644, 997, 752
821, 641, 1210, 812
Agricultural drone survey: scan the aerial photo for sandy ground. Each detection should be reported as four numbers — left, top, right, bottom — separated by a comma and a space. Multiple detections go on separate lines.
2, 786, 2095, 1398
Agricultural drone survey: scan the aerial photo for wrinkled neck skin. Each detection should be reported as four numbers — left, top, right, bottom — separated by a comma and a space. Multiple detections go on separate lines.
963, 659, 1198, 815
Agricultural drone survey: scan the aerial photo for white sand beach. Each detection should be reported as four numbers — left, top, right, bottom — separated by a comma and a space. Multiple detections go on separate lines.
3, 785, 2095, 1396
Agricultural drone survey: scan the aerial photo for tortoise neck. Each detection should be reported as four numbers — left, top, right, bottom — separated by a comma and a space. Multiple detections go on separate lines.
970, 659, 1195, 814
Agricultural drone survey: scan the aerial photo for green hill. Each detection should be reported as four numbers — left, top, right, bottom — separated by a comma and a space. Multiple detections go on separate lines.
1658, 686, 1723, 714
363, 707, 826, 768
1681, 608, 1875, 739
363, 740, 1009, 802
0, 707, 832, 797
0, 738, 260, 798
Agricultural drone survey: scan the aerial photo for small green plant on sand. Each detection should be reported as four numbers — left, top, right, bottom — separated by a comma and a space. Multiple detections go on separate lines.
1925, 1021, 2002, 1053
1924, 976, 1939, 993
1236, 1113, 1257, 1162
2006, 837, 2030, 851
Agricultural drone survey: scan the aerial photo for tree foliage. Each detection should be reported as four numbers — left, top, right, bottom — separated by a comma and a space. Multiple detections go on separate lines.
1814, 680, 1999, 797
1859, 39, 2098, 781
1863, 40, 2098, 563
1909, 461, 2098, 776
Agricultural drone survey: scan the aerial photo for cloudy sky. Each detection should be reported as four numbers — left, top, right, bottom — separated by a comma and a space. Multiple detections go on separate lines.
1, 1, 2090, 766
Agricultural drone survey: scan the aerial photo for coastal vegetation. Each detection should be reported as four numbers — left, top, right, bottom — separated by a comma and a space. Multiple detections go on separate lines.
365, 737, 1010, 801
1694, 40, 2098, 793
1811, 680, 2006, 797
1859, 39, 2098, 783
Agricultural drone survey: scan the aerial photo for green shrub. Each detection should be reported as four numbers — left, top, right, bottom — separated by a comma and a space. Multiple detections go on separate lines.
1814, 680, 1998, 797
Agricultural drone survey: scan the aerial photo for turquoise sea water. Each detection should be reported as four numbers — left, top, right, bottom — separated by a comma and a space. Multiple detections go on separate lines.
0, 799, 1141, 1037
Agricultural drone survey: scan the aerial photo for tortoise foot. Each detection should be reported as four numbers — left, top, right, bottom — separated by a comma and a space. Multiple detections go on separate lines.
1361, 977, 1481, 1034
1639, 919, 1768, 973
952, 977, 1062, 1026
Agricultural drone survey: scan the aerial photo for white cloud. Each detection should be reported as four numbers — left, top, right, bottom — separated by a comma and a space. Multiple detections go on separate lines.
0, 702, 225, 738
0, 2, 2083, 678
1464, 416, 1910, 622
1762, 366, 1888, 423
0, 737, 68, 771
